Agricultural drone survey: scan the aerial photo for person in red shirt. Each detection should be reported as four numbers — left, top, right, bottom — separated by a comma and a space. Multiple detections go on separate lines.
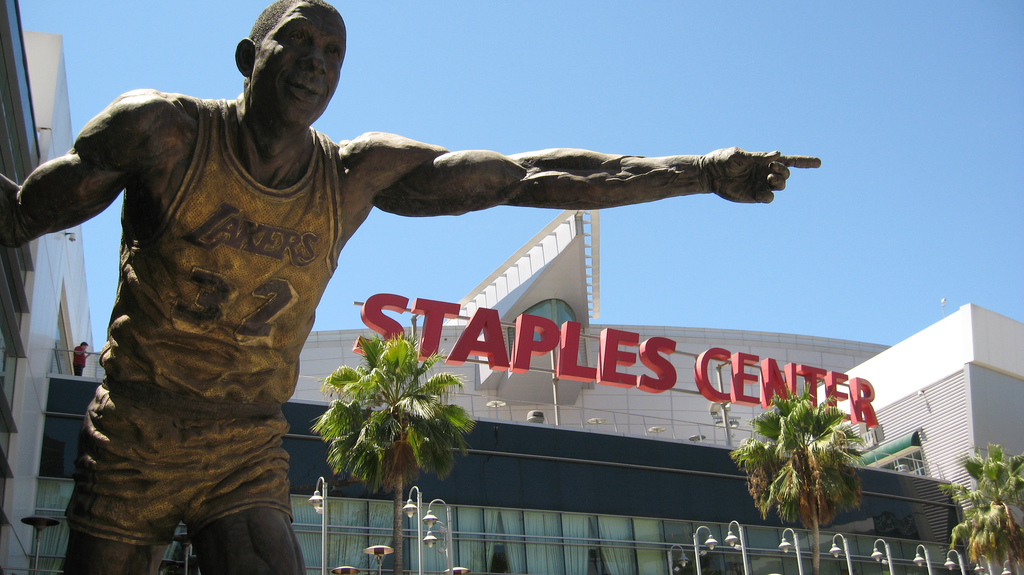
73, 342, 88, 376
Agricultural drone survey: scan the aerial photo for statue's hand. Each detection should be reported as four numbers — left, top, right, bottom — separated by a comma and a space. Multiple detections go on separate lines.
700, 147, 820, 204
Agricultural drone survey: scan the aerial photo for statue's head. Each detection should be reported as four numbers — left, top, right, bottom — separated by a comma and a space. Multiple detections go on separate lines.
236, 0, 347, 127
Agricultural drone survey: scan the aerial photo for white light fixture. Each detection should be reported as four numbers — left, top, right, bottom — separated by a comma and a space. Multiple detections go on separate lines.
778, 528, 804, 575
587, 417, 606, 425
310, 477, 328, 575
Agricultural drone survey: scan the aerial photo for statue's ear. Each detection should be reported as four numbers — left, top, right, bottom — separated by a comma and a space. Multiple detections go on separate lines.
235, 38, 256, 78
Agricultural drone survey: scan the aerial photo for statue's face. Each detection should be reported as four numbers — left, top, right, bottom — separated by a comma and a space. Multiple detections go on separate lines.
248, 2, 346, 127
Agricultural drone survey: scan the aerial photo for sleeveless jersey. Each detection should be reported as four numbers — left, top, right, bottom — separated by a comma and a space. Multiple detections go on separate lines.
101, 99, 342, 404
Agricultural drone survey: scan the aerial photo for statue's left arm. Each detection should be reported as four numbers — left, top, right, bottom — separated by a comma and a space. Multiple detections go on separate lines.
369, 142, 820, 217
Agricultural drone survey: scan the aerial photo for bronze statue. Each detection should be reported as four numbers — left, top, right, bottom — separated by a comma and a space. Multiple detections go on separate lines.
0, 0, 819, 572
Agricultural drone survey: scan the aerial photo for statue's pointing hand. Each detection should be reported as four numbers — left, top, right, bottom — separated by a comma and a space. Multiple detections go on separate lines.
700, 147, 821, 204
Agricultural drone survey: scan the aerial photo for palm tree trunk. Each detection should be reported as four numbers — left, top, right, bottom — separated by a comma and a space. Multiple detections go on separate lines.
393, 482, 404, 575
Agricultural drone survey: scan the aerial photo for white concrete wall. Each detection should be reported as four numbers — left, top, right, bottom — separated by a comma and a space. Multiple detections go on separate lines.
1, 32, 92, 571
846, 304, 1024, 410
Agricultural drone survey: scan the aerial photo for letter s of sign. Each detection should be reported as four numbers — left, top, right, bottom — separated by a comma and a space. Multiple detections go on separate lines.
637, 336, 677, 393
361, 293, 409, 340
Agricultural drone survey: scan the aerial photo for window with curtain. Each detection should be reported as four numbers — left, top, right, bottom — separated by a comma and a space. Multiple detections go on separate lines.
525, 511, 565, 574
598, 516, 637, 575
456, 507, 487, 573
562, 514, 591, 575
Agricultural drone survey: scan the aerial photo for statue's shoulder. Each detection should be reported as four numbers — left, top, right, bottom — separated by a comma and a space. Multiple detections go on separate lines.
104, 90, 201, 125
77, 90, 201, 172
337, 131, 447, 165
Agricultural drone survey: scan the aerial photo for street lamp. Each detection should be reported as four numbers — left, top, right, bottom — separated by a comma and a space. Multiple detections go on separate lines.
872, 538, 895, 575
915, 544, 935, 575
945, 550, 968, 574
310, 476, 328, 575
724, 521, 750, 575
364, 545, 394, 575
667, 544, 689, 575
405, 486, 470, 575
829, 533, 854, 575
778, 528, 804, 575
405, 486, 426, 575
693, 525, 718, 575
423, 499, 468, 575
20, 516, 59, 574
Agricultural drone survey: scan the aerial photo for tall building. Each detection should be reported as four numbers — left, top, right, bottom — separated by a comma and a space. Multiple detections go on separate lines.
0, 4, 91, 571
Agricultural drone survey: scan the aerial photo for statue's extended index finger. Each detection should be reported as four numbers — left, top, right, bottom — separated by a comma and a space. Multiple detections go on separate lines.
778, 155, 822, 169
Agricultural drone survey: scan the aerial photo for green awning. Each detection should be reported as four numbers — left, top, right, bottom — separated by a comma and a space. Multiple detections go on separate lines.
860, 430, 922, 466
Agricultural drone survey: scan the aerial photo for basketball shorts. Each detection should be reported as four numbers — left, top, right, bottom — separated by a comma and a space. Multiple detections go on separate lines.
65, 383, 292, 546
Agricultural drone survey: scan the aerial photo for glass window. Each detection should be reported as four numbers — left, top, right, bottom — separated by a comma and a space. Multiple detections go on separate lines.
40, 415, 81, 479
525, 511, 564, 575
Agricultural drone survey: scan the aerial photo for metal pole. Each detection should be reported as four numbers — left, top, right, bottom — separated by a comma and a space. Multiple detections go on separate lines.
445, 504, 454, 575
667, 544, 687, 575
832, 534, 854, 575
416, 488, 423, 575
873, 538, 895, 575
693, 526, 714, 575
916, 544, 935, 575
320, 477, 328, 575
780, 528, 804, 575
947, 550, 969, 575
727, 521, 749, 575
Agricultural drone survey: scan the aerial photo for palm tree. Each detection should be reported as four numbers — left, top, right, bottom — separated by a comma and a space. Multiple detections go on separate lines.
313, 334, 475, 575
942, 444, 1024, 571
730, 391, 864, 575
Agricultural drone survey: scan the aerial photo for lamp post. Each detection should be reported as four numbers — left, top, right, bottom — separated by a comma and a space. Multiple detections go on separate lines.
404, 486, 426, 575
829, 534, 854, 575
915, 544, 936, 575
872, 538, 895, 575
405, 486, 470, 575
667, 544, 689, 575
424, 499, 468, 575
364, 545, 394, 575
693, 525, 718, 575
779, 528, 804, 575
724, 521, 750, 575
20, 516, 59, 574
310, 476, 328, 575
945, 550, 968, 574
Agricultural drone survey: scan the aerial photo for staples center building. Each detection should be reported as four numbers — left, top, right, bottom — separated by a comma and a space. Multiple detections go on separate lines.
33, 211, 1024, 574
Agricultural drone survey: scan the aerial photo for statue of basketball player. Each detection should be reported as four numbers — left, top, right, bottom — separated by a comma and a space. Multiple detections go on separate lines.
0, 0, 819, 572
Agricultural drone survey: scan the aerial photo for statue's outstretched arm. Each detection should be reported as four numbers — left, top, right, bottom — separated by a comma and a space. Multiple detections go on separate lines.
372, 144, 820, 217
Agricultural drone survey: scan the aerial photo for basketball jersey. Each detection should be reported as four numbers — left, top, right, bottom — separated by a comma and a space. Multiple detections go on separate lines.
101, 99, 342, 404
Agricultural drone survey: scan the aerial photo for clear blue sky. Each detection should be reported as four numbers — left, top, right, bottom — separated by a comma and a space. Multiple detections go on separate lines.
21, 1, 1024, 349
